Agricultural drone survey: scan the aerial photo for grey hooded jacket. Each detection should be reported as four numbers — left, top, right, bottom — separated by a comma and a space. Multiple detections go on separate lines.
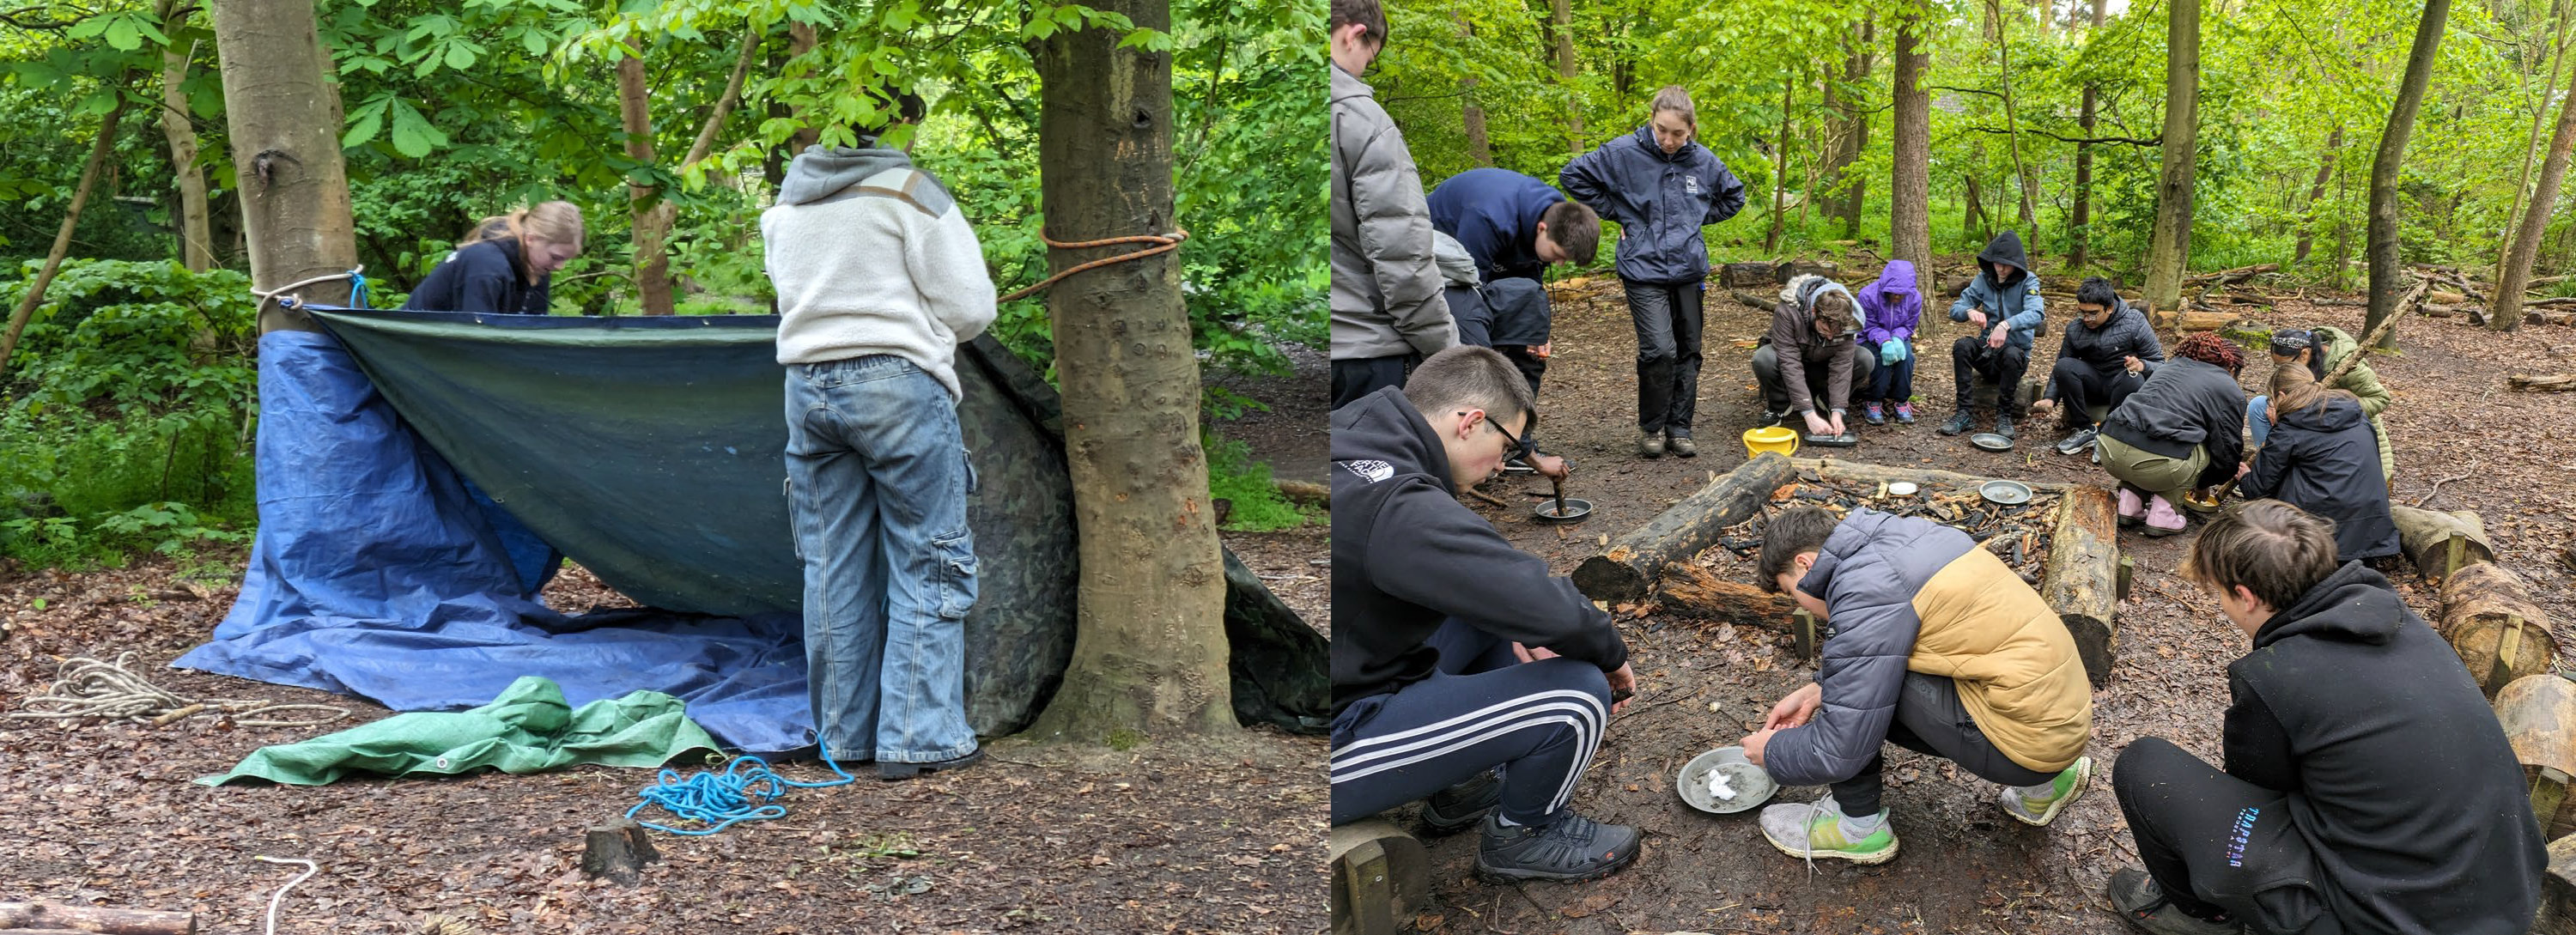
1331, 64, 1454, 361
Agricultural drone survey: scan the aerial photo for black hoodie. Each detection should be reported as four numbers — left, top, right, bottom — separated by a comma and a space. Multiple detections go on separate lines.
2239, 396, 2399, 562
1329, 386, 1626, 712
2100, 357, 2246, 489
2222, 563, 2543, 935
404, 237, 550, 315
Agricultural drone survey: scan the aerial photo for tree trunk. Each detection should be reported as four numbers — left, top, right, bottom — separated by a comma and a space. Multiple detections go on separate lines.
1992, 0, 2039, 251
2069, 0, 2105, 267
155, 0, 211, 272
1827, 16, 1873, 236
1893, 10, 1934, 293
786, 22, 822, 154
1553, 0, 1580, 153
2368, 0, 2451, 349
210, 1, 357, 335
1458, 14, 1492, 167
2495, 47, 2576, 332
0, 90, 128, 373
2293, 124, 2345, 265
617, 49, 677, 316
2502, 8, 2573, 279
1025, 0, 1234, 741
1965, 173, 1988, 246
2144, 0, 2202, 314
1766, 77, 1793, 253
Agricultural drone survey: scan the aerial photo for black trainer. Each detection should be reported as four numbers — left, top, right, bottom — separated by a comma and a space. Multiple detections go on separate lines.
1996, 415, 2018, 440
1940, 411, 1977, 436
2106, 867, 2244, 935
1475, 811, 1642, 883
1419, 772, 1501, 835
1668, 432, 1698, 458
2056, 428, 2099, 456
878, 746, 983, 780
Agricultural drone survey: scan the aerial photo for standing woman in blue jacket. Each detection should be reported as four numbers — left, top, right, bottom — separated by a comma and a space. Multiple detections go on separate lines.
404, 201, 585, 315
1561, 87, 1746, 459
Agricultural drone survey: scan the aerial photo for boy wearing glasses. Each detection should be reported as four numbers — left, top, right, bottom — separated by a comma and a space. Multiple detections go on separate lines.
1329, 346, 1643, 883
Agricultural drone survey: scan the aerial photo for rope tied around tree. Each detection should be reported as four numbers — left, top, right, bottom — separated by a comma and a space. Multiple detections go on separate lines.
251, 266, 368, 312
4, 652, 351, 728
998, 229, 1188, 302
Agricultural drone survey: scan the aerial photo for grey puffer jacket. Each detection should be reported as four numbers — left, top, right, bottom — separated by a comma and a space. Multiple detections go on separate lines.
1331, 64, 1454, 361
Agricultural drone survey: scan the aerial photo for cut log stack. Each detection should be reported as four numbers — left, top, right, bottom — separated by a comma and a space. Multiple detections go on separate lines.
0, 902, 194, 934
2437, 563, 2559, 698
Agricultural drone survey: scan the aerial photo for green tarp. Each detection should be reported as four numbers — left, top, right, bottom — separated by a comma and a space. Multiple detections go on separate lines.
200, 676, 719, 786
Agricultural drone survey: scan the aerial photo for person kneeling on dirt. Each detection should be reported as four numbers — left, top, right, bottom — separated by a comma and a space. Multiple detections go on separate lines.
1752, 275, 1874, 445
1856, 260, 1923, 426
1329, 345, 1643, 883
2248, 327, 2394, 483
1739, 506, 2093, 865
2235, 361, 2398, 564
2105, 501, 2541, 935
2097, 332, 2246, 538
2030, 276, 2162, 456
1940, 230, 2045, 440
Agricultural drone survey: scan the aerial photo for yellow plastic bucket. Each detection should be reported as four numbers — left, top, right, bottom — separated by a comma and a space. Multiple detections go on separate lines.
1743, 427, 1800, 459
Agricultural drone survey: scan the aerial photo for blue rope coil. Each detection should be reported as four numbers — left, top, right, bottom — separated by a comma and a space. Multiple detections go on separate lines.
625, 743, 857, 835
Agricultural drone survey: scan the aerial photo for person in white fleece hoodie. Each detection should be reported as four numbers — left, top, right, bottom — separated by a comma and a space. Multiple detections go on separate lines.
764, 91, 997, 780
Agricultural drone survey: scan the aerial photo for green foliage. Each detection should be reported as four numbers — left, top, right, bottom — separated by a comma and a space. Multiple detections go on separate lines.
1202, 432, 1312, 532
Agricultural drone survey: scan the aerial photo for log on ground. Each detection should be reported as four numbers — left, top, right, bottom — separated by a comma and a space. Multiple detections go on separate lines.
1573, 452, 1798, 602
2512, 373, 2576, 392
2537, 835, 2576, 935
2495, 674, 2576, 840
2392, 506, 2496, 583
2039, 485, 2120, 686
580, 817, 662, 886
1790, 457, 2075, 493
2171, 311, 2240, 331
2438, 562, 2560, 697
0, 903, 196, 935
1656, 562, 1799, 625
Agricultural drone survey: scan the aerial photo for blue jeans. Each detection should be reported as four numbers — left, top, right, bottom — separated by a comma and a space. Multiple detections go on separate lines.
783, 355, 979, 764
2248, 395, 2271, 447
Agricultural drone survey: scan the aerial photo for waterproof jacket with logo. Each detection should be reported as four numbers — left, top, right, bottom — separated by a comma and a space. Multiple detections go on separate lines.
1328, 387, 1625, 712
1768, 274, 1865, 416
2099, 357, 2246, 490
2046, 298, 2164, 396
1856, 260, 1922, 349
1558, 126, 1745, 285
1426, 167, 1564, 283
1763, 509, 2092, 786
1331, 64, 1454, 361
2239, 396, 2399, 562
2221, 562, 2543, 935
1945, 232, 2046, 351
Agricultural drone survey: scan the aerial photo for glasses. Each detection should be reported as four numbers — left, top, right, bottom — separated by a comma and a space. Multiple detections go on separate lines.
1462, 410, 1534, 462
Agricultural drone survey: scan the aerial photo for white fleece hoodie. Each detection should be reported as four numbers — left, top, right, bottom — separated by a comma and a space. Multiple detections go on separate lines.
764, 143, 997, 401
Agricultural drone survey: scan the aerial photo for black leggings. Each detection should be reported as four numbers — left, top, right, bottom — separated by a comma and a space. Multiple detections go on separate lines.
2112, 738, 2333, 934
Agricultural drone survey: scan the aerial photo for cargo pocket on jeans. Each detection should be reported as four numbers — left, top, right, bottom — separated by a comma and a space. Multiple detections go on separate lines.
962, 446, 979, 496
933, 529, 980, 619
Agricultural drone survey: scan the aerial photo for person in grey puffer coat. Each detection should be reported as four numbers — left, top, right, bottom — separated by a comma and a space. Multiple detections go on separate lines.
1330, 3, 1453, 410
1751, 274, 1874, 440
1560, 85, 1746, 458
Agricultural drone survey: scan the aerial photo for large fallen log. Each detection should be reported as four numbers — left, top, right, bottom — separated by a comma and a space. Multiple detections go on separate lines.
2184, 263, 2279, 285
2391, 505, 2495, 585
1573, 452, 1798, 602
0, 903, 195, 935
2040, 485, 2120, 685
1656, 562, 1798, 624
2494, 674, 2576, 841
1791, 458, 2076, 493
2439, 563, 2559, 697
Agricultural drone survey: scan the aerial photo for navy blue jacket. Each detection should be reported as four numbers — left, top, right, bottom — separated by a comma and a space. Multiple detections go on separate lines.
1559, 126, 1745, 285
2239, 396, 2399, 562
404, 238, 551, 315
1426, 167, 1564, 283
1946, 232, 2045, 352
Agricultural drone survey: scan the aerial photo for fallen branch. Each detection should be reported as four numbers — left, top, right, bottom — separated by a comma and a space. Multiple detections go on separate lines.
2415, 465, 2477, 507
2185, 263, 2278, 285
2325, 278, 2422, 384
2509, 373, 2576, 392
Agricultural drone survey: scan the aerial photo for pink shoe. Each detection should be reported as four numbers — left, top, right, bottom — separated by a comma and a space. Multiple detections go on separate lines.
2143, 494, 2186, 537
2116, 487, 2143, 525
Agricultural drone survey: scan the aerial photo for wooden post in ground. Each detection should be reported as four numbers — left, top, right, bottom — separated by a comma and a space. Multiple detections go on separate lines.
580, 817, 661, 886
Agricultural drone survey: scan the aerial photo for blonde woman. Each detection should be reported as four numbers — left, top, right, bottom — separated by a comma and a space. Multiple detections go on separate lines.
2236, 362, 2398, 563
404, 201, 585, 314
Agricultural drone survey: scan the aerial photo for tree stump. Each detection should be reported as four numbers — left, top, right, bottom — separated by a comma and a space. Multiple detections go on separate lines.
580, 817, 662, 886
2391, 506, 2494, 585
2495, 674, 2576, 840
1328, 820, 1428, 935
2040, 485, 2121, 686
0, 903, 195, 934
1573, 452, 1797, 602
2439, 563, 2559, 697
1722, 262, 1781, 288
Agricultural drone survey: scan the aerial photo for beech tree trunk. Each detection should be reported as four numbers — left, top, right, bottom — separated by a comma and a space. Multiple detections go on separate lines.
2069, 0, 2105, 267
2293, 124, 2344, 265
786, 22, 822, 154
1458, 14, 1492, 167
1826, 16, 1872, 236
155, 0, 212, 272
2501, 9, 2573, 280
616, 49, 677, 316
1026, 0, 1234, 741
1553, 0, 1580, 153
1992, 0, 2038, 251
0, 90, 127, 373
1766, 77, 1793, 253
2144, 0, 2202, 314
2368, 0, 2451, 349
1893, 10, 1933, 292
2495, 47, 2576, 332
210, 0, 358, 335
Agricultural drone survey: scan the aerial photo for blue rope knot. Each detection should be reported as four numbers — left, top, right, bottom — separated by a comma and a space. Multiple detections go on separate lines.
625, 744, 856, 835
345, 269, 368, 310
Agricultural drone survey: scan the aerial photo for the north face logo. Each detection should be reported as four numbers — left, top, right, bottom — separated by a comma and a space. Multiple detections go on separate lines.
1340, 459, 1394, 483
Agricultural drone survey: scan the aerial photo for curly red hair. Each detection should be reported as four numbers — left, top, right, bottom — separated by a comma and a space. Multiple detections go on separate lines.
2172, 332, 2244, 375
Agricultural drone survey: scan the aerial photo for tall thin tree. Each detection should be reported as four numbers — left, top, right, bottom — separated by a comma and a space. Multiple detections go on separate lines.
2069, 0, 2105, 268
2494, 27, 2576, 332
2143, 0, 2202, 315
1892, 7, 1933, 292
2366, 0, 2451, 349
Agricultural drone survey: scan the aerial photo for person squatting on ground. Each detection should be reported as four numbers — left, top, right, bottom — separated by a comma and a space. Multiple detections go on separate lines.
1741, 507, 2093, 865
1560, 85, 1745, 459
404, 201, 585, 315
2030, 276, 2163, 457
1328, 346, 1644, 883
1939, 231, 2046, 441
2235, 362, 2399, 565
2106, 501, 2541, 935
2096, 332, 2247, 539
1752, 274, 1874, 441
1431, 232, 1566, 479
1855, 259, 1923, 426
2247, 327, 2395, 483
1329, 0, 1454, 410
765, 92, 994, 780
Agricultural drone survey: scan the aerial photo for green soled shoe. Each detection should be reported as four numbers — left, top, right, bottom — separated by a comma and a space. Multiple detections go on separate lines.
1757, 796, 1899, 865
2000, 756, 2093, 827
